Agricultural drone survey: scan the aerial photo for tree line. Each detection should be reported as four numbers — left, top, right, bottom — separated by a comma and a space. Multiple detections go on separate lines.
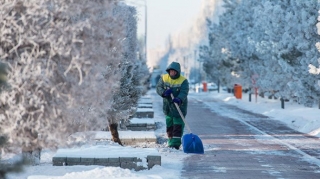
200, 0, 320, 107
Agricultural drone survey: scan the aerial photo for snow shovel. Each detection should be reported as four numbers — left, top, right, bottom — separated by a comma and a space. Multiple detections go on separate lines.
170, 93, 204, 154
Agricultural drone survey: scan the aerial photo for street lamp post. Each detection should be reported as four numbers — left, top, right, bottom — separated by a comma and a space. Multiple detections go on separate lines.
144, 0, 147, 61
124, 0, 147, 61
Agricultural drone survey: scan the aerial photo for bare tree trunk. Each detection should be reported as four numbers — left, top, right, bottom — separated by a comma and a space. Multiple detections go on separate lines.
108, 123, 122, 146
22, 148, 41, 166
21, 128, 41, 165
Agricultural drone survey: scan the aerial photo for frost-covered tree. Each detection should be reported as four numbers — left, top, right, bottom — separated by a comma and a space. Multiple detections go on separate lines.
309, 10, 320, 76
252, 0, 320, 105
107, 60, 149, 145
0, 0, 88, 160
201, 0, 238, 87
0, 0, 134, 168
201, 0, 246, 88
107, 4, 150, 145
309, 8, 320, 106
205, 0, 320, 106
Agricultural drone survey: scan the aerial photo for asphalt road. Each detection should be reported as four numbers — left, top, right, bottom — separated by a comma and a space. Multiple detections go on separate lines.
180, 93, 320, 179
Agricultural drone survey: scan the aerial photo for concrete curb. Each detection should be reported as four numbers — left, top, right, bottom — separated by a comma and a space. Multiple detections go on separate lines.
52, 155, 161, 171
135, 108, 154, 118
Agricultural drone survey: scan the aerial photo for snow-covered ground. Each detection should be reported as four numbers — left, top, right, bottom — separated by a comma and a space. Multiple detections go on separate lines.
4, 89, 320, 179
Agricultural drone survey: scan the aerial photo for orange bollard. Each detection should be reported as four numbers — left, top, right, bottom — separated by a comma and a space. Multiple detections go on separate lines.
202, 82, 207, 92
234, 84, 242, 99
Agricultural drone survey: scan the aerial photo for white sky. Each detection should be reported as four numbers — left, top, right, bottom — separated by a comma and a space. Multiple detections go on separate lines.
143, 0, 204, 50
5, 89, 320, 179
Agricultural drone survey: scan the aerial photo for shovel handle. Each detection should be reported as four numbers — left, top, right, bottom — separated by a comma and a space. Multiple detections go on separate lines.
168, 90, 192, 133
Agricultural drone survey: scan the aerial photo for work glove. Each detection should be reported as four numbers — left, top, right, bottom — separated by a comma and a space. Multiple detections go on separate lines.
172, 97, 182, 105
162, 88, 172, 97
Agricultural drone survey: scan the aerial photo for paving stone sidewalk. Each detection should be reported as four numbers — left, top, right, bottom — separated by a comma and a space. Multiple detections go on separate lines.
180, 97, 320, 179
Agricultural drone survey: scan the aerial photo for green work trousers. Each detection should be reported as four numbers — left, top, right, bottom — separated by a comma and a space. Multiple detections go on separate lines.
166, 115, 185, 148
